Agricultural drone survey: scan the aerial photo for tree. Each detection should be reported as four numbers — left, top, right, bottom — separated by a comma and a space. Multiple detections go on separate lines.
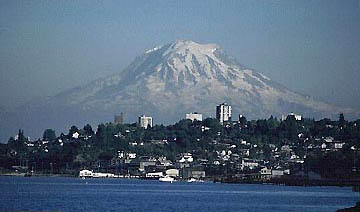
43, 129, 56, 141
7, 129, 27, 154
239, 116, 247, 126
68, 125, 79, 137
83, 124, 94, 136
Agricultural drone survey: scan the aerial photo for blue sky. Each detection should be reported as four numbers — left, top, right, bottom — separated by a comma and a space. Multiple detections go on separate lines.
1, 0, 360, 110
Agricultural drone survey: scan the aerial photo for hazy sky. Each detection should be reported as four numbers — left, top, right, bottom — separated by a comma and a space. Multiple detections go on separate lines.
1, 0, 360, 111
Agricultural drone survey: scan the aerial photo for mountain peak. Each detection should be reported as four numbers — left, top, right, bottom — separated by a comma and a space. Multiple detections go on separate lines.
169, 39, 218, 52
173, 39, 196, 45
145, 40, 219, 56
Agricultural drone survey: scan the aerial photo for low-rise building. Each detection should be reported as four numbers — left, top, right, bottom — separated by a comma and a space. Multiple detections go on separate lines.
182, 167, 205, 179
139, 157, 157, 172
165, 169, 180, 178
186, 112, 203, 122
93, 172, 115, 178
146, 172, 163, 178
139, 115, 153, 129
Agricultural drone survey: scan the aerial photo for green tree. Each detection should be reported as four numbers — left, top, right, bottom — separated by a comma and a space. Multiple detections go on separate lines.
43, 129, 56, 141
83, 124, 94, 136
68, 125, 79, 137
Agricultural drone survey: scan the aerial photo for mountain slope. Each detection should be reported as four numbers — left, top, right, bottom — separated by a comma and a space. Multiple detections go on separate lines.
0, 40, 356, 141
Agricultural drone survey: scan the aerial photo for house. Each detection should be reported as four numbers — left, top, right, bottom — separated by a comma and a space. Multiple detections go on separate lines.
260, 167, 272, 175
158, 157, 173, 167
260, 167, 272, 180
79, 169, 93, 177
176, 153, 194, 168
72, 132, 80, 139
241, 158, 259, 170
127, 153, 137, 159
324, 137, 334, 143
334, 142, 345, 149
139, 157, 157, 172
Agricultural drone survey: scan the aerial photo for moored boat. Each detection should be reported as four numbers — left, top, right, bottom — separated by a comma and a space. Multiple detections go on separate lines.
159, 175, 175, 183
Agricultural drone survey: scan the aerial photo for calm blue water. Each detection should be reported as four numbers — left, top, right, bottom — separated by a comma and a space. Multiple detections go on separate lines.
0, 176, 358, 212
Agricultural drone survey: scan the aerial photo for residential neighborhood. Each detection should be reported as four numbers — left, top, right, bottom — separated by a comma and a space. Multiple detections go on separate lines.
1, 104, 359, 185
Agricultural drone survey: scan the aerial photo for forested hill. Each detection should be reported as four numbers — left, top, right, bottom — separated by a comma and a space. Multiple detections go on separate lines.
1, 114, 359, 180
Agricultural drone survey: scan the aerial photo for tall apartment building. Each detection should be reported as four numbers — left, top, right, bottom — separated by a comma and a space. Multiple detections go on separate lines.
114, 113, 124, 125
216, 103, 232, 124
185, 112, 203, 122
138, 115, 153, 129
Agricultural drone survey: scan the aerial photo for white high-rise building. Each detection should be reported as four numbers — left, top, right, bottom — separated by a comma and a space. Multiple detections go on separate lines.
185, 112, 203, 122
139, 115, 153, 129
216, 103, 232, 124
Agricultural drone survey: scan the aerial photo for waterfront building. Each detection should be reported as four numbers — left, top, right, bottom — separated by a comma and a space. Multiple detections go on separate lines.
216, 103, 232, 124
185, 112, 203, 122
165, 169, 180, 178
139, 115, 153, 129
79, 169, 93, 178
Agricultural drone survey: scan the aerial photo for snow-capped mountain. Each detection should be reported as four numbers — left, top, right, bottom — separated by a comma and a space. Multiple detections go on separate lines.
54, 39, 349, 120
0, 40, 356, 140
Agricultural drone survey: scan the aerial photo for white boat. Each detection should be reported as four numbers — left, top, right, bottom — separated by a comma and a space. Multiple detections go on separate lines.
187, 178, 197, 183
187, 178, 204, 183
159, 176, 175, 183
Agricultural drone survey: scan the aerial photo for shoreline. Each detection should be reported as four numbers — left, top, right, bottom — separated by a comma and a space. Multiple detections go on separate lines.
214, 176, 360, 187
2, 173, 360, 188
337, 202, 360, 212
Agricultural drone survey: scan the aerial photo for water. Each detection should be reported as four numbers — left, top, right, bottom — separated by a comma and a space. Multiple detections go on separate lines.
0, 176, 358, 212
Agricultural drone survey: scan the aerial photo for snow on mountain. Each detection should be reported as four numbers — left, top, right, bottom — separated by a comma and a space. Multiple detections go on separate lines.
0, 40, 356, 140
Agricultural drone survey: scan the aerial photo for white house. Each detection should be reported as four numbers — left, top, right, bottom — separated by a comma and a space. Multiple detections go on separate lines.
241, 159, 259, 170
79, 169, 93, 178
260, 167, 272, 175
334, 142, 345, 149
127, 153, 137, 159
177, 153, 193, 163
72, 132, 80, 139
